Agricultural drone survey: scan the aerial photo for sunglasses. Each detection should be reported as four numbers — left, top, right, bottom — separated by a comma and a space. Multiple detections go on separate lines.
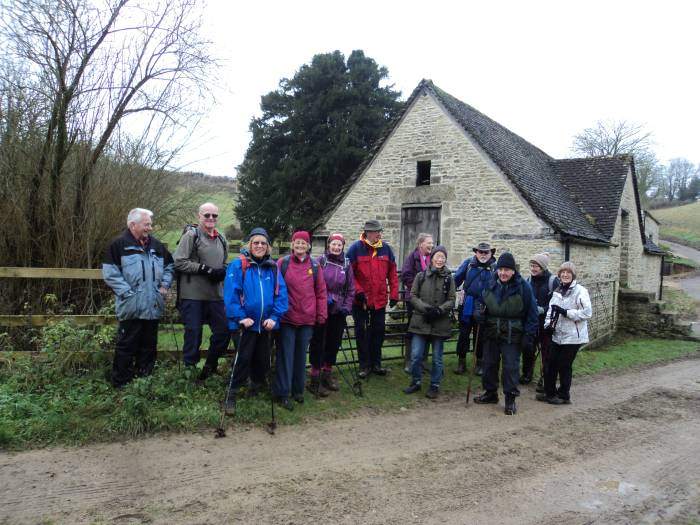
202, 213, 218, 219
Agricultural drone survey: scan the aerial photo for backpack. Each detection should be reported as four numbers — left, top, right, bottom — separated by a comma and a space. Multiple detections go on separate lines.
238, 253, 280, 297
414, 269, 452, 304
318, 254, 351, 296
280, 255, 320, 291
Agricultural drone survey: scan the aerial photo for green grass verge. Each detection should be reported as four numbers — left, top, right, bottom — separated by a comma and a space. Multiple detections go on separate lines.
1, 337, 697, 451
654, 201, 700, 250
661, 286, 699, 320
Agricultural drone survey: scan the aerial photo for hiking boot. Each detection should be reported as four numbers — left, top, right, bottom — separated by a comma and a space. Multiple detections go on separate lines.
358, 368, 371, 379
307, 375, 329, 397
425, 386, 439, 399
535, 377, 545, 393
403, 382, 421, 394
197, 365, 216, 383
558, 398, 572, 405
223, 394, 237, 416
519, 373, 532, 385
276, 397, 294, 411
547, 397, 566, 405
293, 394, 305, 404
321, 369, 339, 391
371, 366, 388, 376
535, 393, 551, 402
454, 357, 467, 375
504, 394, 517, 415
473, 391, 499, 404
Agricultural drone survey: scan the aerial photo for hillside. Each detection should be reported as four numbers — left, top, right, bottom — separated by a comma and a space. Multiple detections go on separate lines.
653, 201, 700, 249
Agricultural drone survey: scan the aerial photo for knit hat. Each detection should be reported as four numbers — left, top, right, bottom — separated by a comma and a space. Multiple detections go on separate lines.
363, 219, 383, 232
473, 241, 496, 254
496, 252, 517, 270
558, 261, 577, 279
328, 232, 345, 246
247, 227, 270, 242
430, 245, 448, 260
529, 252, 550, 271
291, 230, 311, 244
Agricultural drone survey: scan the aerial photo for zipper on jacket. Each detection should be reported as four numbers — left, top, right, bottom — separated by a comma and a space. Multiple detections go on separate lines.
152, 261, 156, 282
257, 265, 264, 332
141, 260, 146, 281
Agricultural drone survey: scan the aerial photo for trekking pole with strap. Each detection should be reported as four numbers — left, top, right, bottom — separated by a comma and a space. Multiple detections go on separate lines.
266, 330, 277, 435
338, 323, 363, 397
166, 305, 182, 373
215, 329, 243, 438
465, 325, 480, 405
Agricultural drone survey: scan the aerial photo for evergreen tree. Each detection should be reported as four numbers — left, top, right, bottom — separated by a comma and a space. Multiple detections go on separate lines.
235, 50, 402, 240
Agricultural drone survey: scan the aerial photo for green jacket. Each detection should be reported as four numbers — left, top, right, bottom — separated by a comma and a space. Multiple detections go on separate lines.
408, 266, 456, 338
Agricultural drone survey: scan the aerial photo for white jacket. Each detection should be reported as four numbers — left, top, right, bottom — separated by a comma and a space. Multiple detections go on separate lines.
544, 281, 592, 345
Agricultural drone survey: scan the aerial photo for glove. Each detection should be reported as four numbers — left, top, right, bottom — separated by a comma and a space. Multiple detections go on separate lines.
355, 292, 366, 305
389, 299, 398, 308
552, 304, 568, 318
473, 304, 486, 325
543, 325, 555, 337
537, 306, 545, 316
209, 267, 226, 282
521, 334, 534, 350
423, 306, 441, 322
198, 263, 213, 276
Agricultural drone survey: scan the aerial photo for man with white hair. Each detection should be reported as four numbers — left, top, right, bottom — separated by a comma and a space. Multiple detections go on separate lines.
173, 202, 229, 380
103, 208, 174, 388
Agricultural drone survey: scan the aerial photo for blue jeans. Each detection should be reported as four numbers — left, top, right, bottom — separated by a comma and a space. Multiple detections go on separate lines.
410, 334, 444, 388
274, 323, 313, 398
178, 299, 230, 367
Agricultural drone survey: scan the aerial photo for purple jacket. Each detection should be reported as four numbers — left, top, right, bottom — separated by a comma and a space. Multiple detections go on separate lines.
316, 252, 355, 315
401, 248, 429, 301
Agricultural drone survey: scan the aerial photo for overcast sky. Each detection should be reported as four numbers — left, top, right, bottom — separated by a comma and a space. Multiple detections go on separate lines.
176, 0, 700, 177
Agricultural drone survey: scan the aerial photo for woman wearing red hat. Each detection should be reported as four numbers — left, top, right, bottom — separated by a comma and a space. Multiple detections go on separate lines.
308, 233, 355, 395
273, 230, 327, 410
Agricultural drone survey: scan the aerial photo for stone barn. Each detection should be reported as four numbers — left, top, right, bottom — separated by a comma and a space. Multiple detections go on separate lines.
313, 79, 664, 345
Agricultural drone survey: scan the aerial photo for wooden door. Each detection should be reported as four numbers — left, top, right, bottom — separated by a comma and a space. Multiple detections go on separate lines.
400, 207, 441, 264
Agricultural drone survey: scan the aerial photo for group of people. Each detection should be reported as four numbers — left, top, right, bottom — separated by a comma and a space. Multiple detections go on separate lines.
102, 205, 592, 417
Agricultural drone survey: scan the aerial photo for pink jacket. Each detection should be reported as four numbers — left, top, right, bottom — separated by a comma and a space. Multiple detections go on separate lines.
278, 254, 327, 326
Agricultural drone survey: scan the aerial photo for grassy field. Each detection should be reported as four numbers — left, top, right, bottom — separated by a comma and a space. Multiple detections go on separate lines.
653, 201, 700, 249
1, 335, 697, 451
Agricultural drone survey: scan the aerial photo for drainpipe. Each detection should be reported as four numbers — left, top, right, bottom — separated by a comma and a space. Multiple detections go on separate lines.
564, 239, 571, 262
658, 255, 664, 300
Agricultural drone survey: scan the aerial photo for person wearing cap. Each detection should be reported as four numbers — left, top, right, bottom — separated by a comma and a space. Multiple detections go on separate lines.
400, 233, 434, 372
403, 245, 455, 399
222, 227, 288, 414
537, 261, 592, 405
524, 252, 560, 388
346, 219, 400, 378
452, 242, 497, 375
473, 252, 538, 415
308, 233, 355, 395
172, 202, 229, 380
274, 230, 327, 409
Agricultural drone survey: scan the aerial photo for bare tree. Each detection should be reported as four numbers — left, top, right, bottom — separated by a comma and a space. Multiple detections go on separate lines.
0, 0, 215, 268
572, 120, 653, 157
663, 158, 696, 202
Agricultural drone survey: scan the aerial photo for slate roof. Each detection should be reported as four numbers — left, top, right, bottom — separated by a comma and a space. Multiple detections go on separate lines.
317, 79, 655, 249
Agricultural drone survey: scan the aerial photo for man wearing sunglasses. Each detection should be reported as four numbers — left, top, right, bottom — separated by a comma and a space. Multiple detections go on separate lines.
173, 202, 230, 380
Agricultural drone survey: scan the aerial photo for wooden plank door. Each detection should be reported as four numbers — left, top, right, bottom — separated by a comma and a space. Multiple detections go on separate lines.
400, 207, 441, 264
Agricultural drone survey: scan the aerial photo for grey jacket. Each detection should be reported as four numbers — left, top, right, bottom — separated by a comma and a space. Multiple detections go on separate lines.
173, 226, 228, 301
102, 230, 174, 321
408, 266, 456, 338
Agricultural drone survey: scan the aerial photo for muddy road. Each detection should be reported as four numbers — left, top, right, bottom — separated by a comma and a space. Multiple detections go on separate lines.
2, 356, 700, 524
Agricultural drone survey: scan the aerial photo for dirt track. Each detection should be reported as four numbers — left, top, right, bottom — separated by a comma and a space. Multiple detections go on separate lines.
2, 356, 700, 525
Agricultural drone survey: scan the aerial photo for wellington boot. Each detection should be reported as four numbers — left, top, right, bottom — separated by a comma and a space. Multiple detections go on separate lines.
321, 370, 339, 391
454, 357, 467, 375
504, 394, 517, 415
306, 375, 329, 397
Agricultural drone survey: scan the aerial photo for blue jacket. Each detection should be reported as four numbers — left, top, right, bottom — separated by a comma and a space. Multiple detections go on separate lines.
224, 254, 288, 332
102, 230, 174, 321
454, 255, 495, 322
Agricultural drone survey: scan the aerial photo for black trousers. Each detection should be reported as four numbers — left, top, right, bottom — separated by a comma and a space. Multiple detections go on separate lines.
481, 339, 520, 396
112, 319, 159, 387
544, 342, 580, 400
230, 330, 271, 390
309, 313, 347, 368
456, 321, 483, 360
352, 306, 386, 370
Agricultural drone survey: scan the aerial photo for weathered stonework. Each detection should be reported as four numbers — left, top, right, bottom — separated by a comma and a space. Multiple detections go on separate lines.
316, 91, 663, 343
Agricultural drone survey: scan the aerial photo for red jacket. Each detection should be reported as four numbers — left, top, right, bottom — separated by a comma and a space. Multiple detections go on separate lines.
278, 254, 327, 326
346, 237, 399, 310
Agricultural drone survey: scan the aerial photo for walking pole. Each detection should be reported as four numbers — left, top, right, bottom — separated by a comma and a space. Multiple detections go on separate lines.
215, 330, 242, 438
266, 330, 277, 435
465, 325, 480, 405
166, 307, 181, 373
343, 324, 363, 396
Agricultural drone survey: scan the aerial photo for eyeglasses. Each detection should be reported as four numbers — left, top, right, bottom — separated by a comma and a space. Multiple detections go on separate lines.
251, 241, 268, 246
202, 213, 218, 219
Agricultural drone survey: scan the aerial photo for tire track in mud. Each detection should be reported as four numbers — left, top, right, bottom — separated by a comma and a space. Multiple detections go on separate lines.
1, 357, 699, 524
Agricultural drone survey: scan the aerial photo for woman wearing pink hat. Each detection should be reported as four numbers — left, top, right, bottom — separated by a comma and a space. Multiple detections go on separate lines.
273, 231, 327, 410
308, 233, 355, 395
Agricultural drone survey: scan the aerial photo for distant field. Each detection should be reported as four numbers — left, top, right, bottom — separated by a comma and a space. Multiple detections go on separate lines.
653, 201, 700, 249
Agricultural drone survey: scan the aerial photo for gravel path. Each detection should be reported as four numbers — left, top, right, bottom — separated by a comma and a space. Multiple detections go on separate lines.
1, 356, 699, 524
